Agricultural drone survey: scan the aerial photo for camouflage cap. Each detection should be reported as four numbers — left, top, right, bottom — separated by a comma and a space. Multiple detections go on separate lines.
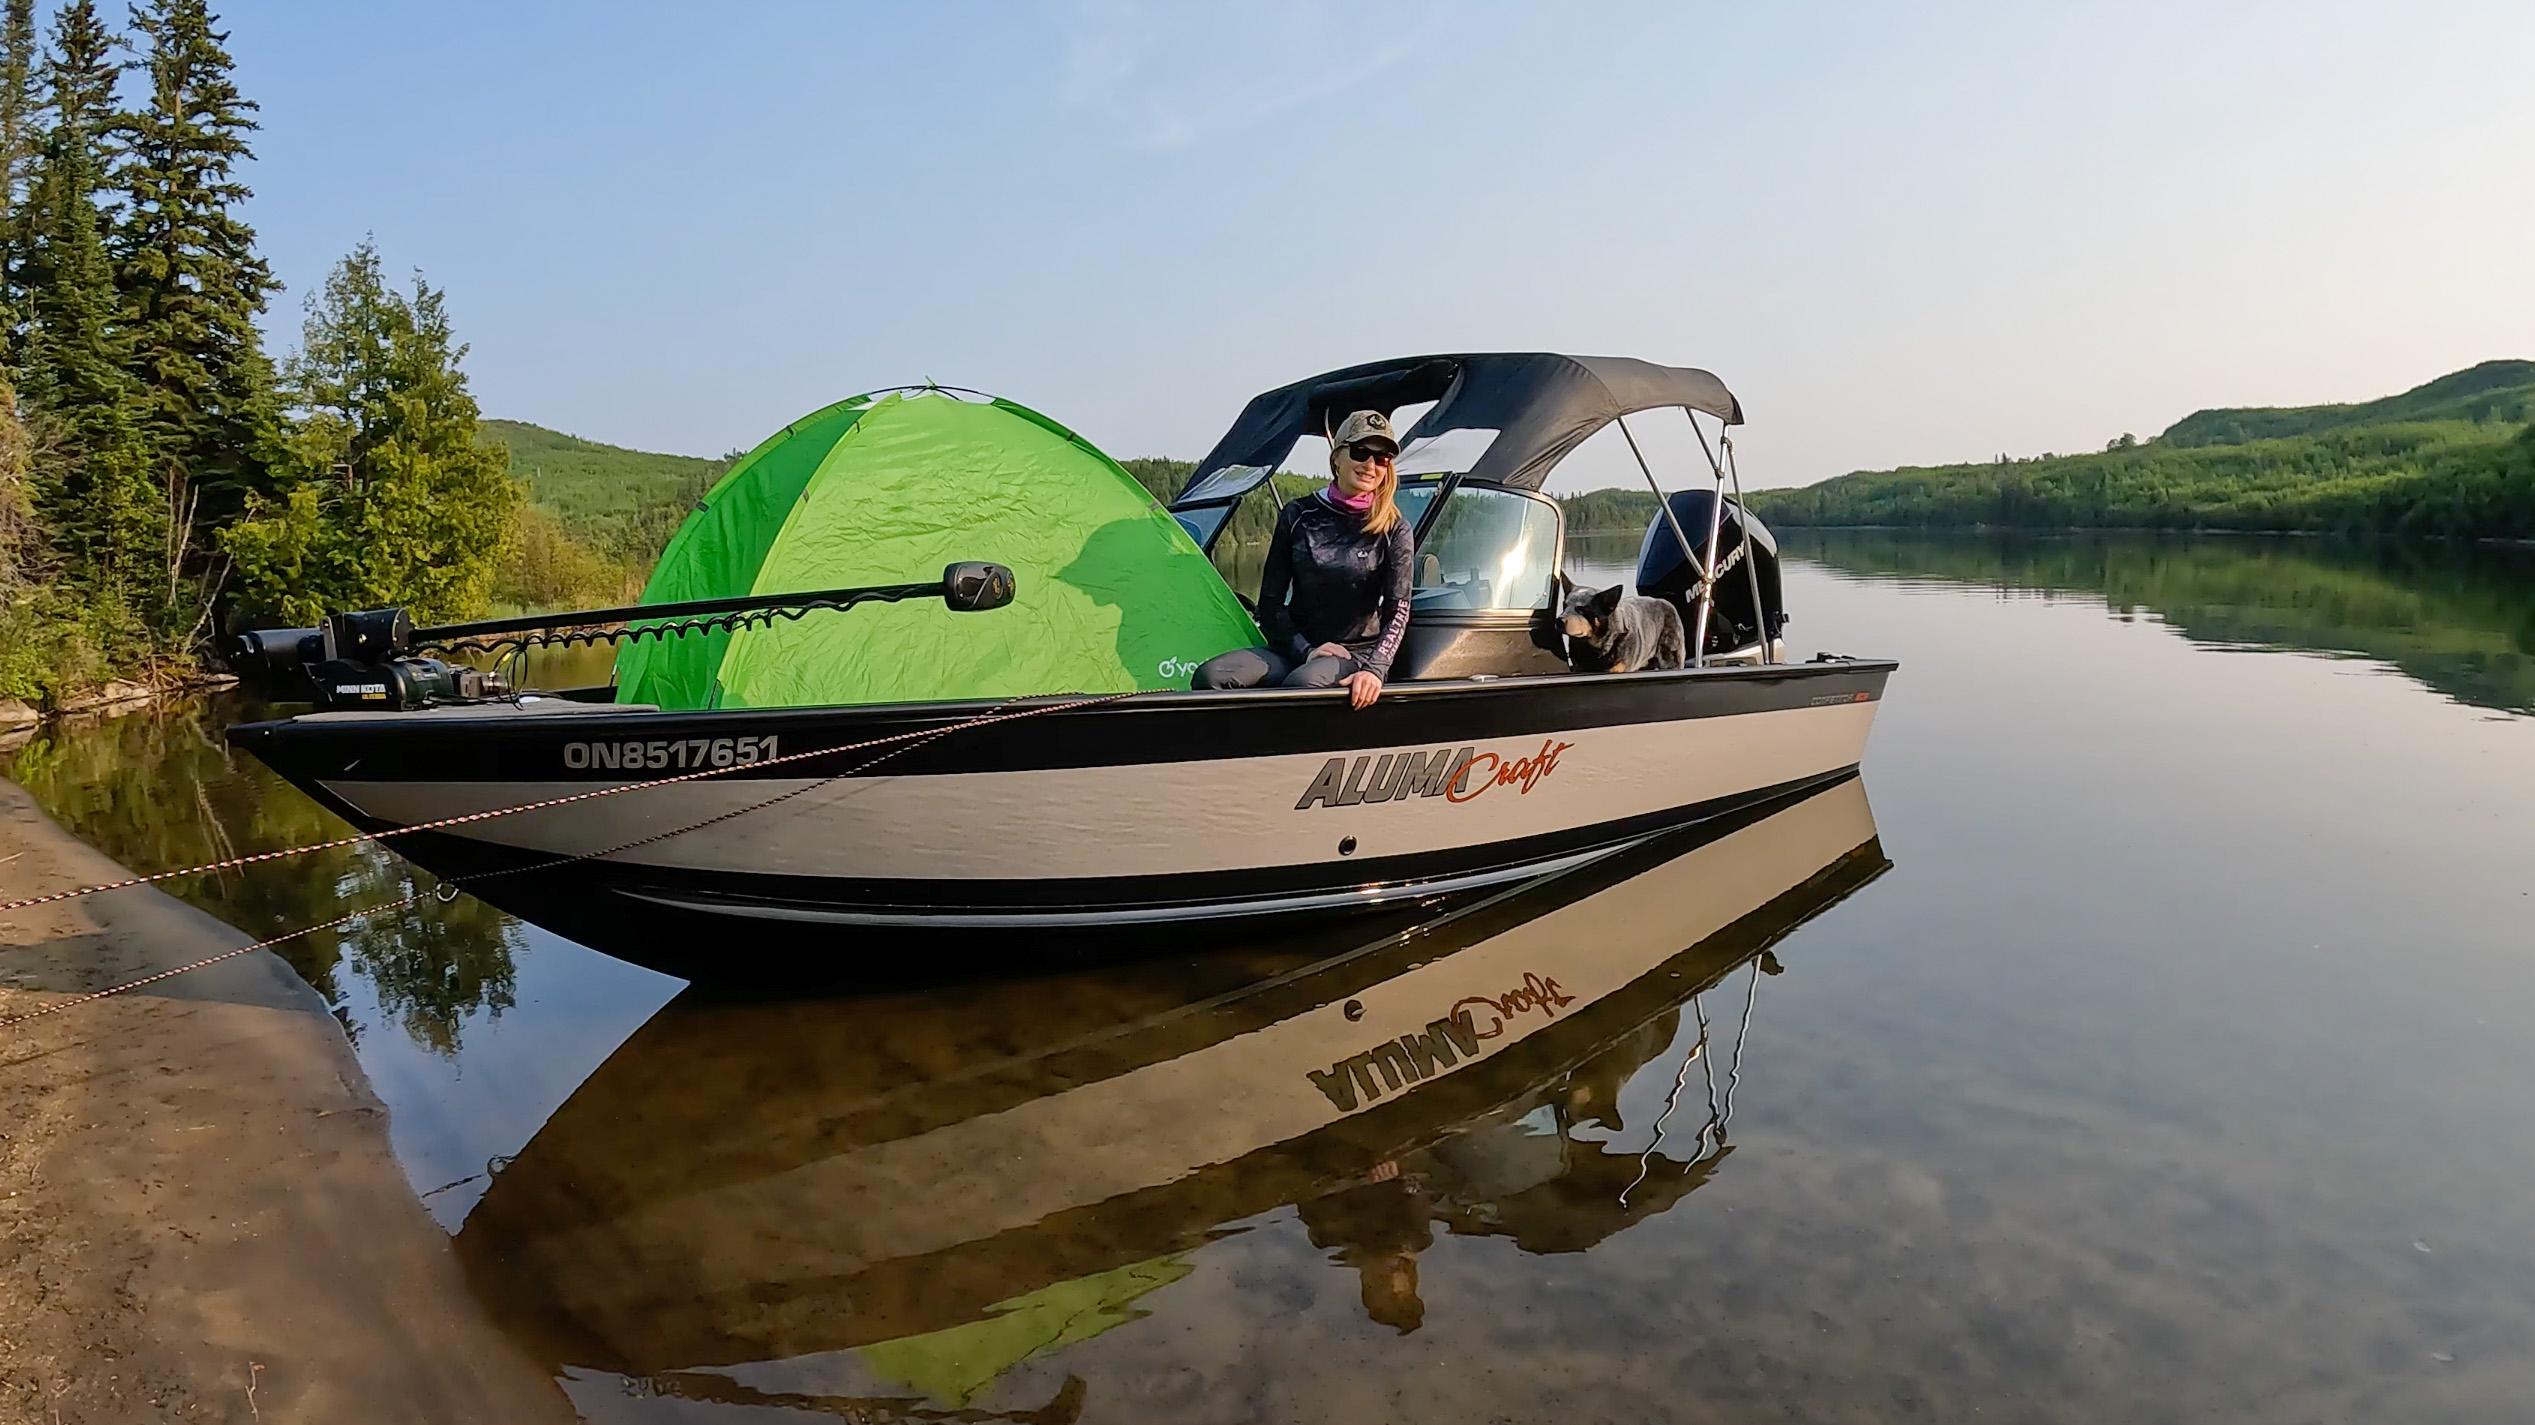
1329, 409, 1400, 453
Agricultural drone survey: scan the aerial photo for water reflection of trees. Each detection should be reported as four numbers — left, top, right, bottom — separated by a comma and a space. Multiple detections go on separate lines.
5, 694, 521, 1052
1788, 531, 2535, 714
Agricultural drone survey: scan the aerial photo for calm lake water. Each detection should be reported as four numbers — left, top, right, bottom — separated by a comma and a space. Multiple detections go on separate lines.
10, 531, 2535, 1423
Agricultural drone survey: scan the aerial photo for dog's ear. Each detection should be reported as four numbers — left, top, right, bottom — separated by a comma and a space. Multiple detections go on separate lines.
1590, 584, 1626, 616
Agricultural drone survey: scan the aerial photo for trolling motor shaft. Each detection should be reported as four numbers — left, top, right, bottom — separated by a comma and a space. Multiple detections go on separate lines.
228, 561, 1017, 711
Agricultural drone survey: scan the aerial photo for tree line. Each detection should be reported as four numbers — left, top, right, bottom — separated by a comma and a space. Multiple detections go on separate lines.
1746, 420, 2535, 538
0, 0, 510, 706
1118, 455, 1322, 544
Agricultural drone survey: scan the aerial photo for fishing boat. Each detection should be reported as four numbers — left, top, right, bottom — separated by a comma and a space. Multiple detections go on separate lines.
454, 776, 1889, 1387
225, 354, 1895, 976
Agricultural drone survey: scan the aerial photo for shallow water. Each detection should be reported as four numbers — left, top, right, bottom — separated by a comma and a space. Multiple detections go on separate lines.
10, 531, 2535, 1422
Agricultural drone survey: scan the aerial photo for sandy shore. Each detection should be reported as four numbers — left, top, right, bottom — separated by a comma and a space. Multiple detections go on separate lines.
0, 780, 575, 1424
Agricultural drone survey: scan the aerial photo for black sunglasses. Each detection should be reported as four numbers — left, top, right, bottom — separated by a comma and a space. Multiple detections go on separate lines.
1344, 442, 1397, 463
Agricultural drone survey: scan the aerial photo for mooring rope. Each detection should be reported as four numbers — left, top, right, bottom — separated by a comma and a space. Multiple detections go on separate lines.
0, 892, 427, 1031
0, 690, 1140, 919
1, 690, 1056, 1028
0, 690, 1141, 1029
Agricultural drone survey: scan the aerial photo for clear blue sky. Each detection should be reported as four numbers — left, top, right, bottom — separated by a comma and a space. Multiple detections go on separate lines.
209, 0, 2535, 490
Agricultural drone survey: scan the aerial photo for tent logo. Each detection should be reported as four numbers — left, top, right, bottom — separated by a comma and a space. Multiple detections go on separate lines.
1157, 655, 1202, 681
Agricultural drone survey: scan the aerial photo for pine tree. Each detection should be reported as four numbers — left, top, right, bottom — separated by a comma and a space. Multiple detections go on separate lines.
0, 0, 38, 358
225, 239, 516, 623
115, 0, 277, 532
0, 368, 58, 703
0, 0, 35, 332
15, 0, 116, 308
20, 0, 160, 616
0, 368, 32, 589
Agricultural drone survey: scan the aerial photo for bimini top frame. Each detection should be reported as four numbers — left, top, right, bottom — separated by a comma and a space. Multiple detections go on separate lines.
1180, 352, 1740, 500
1174, 350, 1773, 667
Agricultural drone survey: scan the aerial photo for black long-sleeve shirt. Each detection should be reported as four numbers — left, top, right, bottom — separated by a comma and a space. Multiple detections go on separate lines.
1258, 492, 1414, 680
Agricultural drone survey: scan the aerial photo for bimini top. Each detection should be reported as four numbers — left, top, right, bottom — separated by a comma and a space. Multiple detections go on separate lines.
615, 389, 1260, 710
1182, 352, 1742, 498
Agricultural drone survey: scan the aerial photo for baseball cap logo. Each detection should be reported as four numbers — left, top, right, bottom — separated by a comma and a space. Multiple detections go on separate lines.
1332, 409, 1396, 446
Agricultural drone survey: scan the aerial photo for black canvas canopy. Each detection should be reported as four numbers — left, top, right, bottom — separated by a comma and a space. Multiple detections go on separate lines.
1183, 352, 1743, 496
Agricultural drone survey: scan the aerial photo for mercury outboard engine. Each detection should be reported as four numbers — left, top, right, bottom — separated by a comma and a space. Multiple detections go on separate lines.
1634, 490, 1786, 657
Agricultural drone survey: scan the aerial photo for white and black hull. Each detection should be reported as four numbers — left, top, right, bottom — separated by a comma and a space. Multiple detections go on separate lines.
228, 660, 1893, 977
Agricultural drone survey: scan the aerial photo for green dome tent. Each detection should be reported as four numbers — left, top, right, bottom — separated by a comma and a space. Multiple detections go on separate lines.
614, 390, 1261, 710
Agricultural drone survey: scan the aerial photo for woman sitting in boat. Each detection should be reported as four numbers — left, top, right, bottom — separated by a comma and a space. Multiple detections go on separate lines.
1192, 409, 1412, 710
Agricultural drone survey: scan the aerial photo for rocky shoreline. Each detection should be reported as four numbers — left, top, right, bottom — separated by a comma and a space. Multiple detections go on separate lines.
0, 779, 574, 1424
0, 673, 240, 755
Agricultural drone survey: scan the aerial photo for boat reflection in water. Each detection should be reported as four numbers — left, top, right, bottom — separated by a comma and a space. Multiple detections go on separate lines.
457, 775, 1888, 1416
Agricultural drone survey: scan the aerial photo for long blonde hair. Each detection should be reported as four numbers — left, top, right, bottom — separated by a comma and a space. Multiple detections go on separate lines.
1329, 445, 1403, 535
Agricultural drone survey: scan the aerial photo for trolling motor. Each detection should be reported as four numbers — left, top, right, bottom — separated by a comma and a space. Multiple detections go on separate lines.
228, 561, 1019, 711
227, 608, 509, 710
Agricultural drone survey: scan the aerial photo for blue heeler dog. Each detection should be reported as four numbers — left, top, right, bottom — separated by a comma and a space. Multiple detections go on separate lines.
1556, 577, 1687, 673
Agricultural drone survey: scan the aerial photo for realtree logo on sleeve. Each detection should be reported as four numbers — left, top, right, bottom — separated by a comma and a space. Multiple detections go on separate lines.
1294, 737, 1575, 810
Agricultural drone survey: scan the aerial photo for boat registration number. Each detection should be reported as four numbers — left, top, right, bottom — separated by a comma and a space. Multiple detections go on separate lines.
562, 736, 779, 771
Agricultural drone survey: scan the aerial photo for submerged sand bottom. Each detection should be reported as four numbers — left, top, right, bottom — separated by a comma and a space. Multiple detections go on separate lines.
0, 779, 573, 1424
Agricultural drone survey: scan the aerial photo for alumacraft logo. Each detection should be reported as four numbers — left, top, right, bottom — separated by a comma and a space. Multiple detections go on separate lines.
1294, 737, 1575, 810
1306, 972, 1578, 1112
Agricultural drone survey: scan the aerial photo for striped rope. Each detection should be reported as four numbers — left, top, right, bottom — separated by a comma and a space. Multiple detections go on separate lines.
0, 690, 1141, 1029
0, 891, 426, 1031
0, 691, 1140, 919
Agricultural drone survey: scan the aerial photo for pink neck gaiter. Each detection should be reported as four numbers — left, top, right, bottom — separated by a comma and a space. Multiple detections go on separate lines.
1323, 484, 1375, 515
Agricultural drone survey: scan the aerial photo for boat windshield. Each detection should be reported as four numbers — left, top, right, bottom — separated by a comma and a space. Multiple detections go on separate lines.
1408, 483, 1562, 612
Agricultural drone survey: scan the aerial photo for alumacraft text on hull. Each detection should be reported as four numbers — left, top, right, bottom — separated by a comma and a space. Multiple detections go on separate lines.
225, 355, 1895, 977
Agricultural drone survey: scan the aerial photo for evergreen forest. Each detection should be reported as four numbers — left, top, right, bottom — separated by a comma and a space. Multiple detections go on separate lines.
0, 0, 530, 706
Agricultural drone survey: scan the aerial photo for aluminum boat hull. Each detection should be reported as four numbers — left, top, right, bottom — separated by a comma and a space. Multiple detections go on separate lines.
227, 659, 1893, 977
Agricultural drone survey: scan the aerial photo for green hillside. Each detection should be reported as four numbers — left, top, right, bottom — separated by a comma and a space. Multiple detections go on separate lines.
480, 419, 731, 556
1746, 362, 2535, 539
478, 432, 1309, 614
1557, 487, 1666, 532
2161, 360, 2535, 447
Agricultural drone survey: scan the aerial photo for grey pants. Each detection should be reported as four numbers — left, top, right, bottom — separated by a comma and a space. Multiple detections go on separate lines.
1191, 645, 1357, 690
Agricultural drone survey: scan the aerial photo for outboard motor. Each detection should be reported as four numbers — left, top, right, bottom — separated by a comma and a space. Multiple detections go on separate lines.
1634, 490, 1786, 658
228, 606, 508, 710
